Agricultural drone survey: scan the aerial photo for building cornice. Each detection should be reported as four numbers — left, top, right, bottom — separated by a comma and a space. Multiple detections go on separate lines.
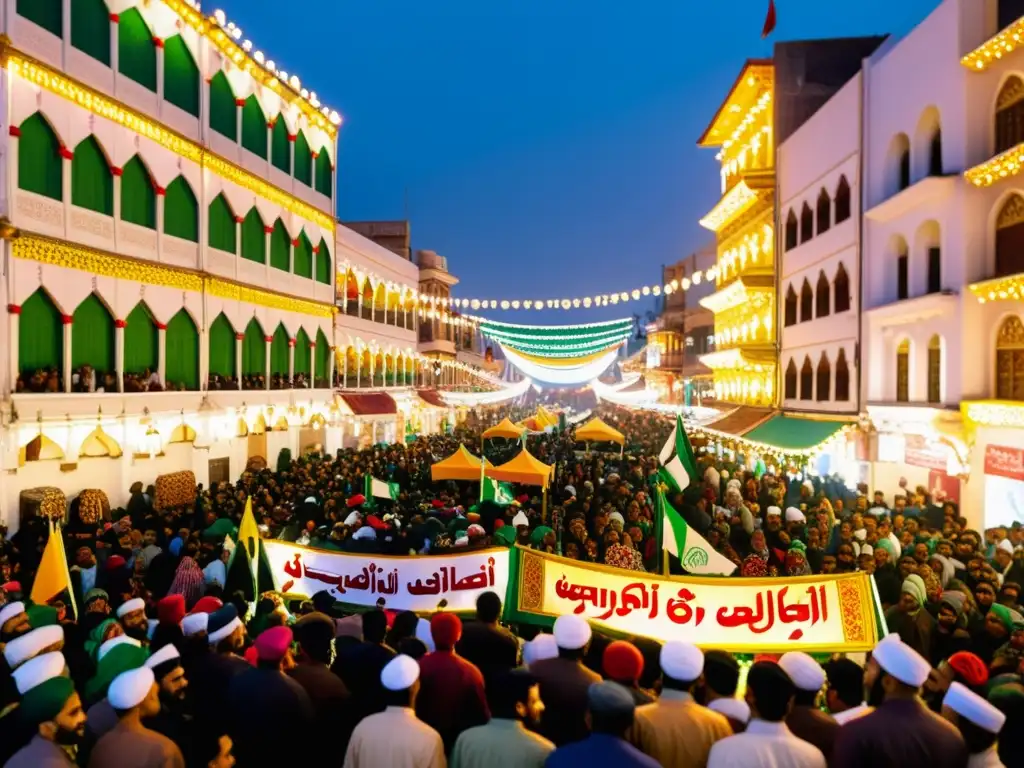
964, 142, 1024, 188
699, 276, 774, 315
968, 273, 1024, 303
961, 15, 1024, 72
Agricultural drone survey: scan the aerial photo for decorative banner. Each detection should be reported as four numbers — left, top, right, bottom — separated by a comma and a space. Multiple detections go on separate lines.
984, 444, 1024, 482
510, 549, 881, 653
264, 541, 511, 613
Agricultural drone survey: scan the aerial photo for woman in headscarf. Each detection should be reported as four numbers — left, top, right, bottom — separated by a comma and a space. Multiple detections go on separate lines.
166, 555, 204, 609
884, 573, 935, 658
929, 553, 955, 589
784, 541, 812, 577
741, 530, 770, 577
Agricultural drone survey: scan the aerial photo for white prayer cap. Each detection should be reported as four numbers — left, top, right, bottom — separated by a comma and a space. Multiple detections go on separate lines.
943, 682, 1006, 734
766, 506, 782, 518
98, 635, 141, 662
660, 641, 704, 682
726, 478, 741, 490
609, 511, 625, 526
182, 612, 209, 637
381, 654, 420, 691
860, 544, 874, 557
553, 615, 592, 650
868, 506, 888, 516
0, 601, 26, 627
415, 618, 435, 653
997, 539, 1014, 555
13, 652, 65, 695
705, 467, 720, 484
785, 507, 806, 523
343, 511, 361, 526
802, 479, 814, 491
779, 652, 825, 692
523, 634, 559, 667
853, 529, 867, 541
3, 625, 63, 669
108, 667, 155, 711
116, 598, 146, 619
304, 496, 318, 504
351, 526, 376, 541
512, 511, 529, 528
873, 634, 930, 687
144, 643, 180, 671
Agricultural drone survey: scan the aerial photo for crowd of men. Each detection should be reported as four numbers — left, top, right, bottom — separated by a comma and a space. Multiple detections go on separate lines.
0, 404, 1021, 766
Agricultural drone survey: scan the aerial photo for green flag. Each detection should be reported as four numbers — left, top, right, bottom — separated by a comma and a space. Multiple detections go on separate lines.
481, 477, 514, 506
659, 488, 736, 576
658, 414, 699, 493
365, 475, 399, 501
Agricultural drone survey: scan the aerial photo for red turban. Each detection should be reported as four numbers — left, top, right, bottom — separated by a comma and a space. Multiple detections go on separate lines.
106, 555, 126, 571
603, 640, 644, 682
432, 499, 444, 508
947, 651, 988, 687
430, 613, 462, 649
157, 594, 186, 626
346, 494, 366, 508
366, 515, 389, 531
191, 596, 223, 615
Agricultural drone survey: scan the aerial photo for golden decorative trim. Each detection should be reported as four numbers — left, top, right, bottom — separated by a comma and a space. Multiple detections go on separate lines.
962, 16, 1024, 72
964, 142, 1024, 188
699, 181, 760, 233
205, 277, 336, 319
998, 76, 1024, 111
997, 194, 1024, 229
5, 51, 335, 232
970, 274, 1024, 303
962, 400, 1024, 431
998, 315, 1024, 347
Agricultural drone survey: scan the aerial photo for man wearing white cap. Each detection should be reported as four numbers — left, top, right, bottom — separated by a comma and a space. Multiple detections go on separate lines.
528, 614, 601, 746
88, 667, 185, 768
633, 641, 731, 767
778, 652, 837, 762
6, 652, 85, 768
833, 636, 967, 768
3, 624, 64, 670
116, 598, 149, 644
941, 682, 1007, 767
343, 654, 444, 768
143, 644, 191, 747
0, 600, 30, 641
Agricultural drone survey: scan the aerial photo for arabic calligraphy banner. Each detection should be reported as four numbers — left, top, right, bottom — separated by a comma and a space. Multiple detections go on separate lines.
510, 548, 881, 652
263, 541, 512, 613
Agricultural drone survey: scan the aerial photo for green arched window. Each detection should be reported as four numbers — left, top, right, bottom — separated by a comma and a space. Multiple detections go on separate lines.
315, 238, 332, 285
71, 136, 113, 215
208, 313, 236, 378
164, 176, 198, 242
242, 318, 266, 376
270, 324, 290, 376
209, 72, 238, 141
294, 328, 311, 376
208, 194, 237, 254
163, 35, 200, 117
294, 131, 312, 186
315, 329, 331, 385
294, 232, 313, 278
124, 303, 157, 374
118, 8, 157, 92
72, 294, 114, 373
121, 156, 156, 229
271, 119, 291, 174
18, 113, 63, 200
166, 309, 199, 390
270, 219, 290, 272
240, 208, 266, 264
17, 0, 62, 36
71, 0, 110, 65
315, 148, 333, 197
19, 289, 62, 378
241, 95, 268, 159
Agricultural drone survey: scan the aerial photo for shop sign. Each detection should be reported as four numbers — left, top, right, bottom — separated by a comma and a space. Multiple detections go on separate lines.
928, 469, 961, 504
903, 434, 947, 471
984, 444, 1024, 482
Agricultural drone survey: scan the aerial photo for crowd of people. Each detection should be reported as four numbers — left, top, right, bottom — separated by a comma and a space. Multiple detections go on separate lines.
0, 403, 1021, 766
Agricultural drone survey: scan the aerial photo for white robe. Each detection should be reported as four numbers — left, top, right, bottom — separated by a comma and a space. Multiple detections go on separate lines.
708, 719, 826, 768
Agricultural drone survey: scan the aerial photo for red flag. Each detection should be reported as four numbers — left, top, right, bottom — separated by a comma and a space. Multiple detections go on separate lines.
762, 0, 777, 39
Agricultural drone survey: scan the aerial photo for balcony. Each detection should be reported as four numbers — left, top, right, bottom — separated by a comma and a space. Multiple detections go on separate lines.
865, 176, 956, 222
962, 15, 1024, 72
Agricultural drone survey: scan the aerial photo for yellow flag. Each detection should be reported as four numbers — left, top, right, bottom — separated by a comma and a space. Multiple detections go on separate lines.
237, 497, 260, 577
31, 520, 72, 607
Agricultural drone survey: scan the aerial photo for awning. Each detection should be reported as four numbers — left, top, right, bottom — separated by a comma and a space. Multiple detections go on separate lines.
483, 417, 526, 440
431, 445, 491, 482
486, 448, 554, 488
574, 417, 625, 445
741, 414, 850, 451
340, 393, 397, 416
416, 389, 447, 408
705, 406, 775, 436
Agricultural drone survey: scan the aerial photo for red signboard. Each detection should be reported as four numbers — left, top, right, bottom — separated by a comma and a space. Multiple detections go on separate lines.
984, 444, 1024, 482
904, 434, 947, 471
928, 469, 961, 504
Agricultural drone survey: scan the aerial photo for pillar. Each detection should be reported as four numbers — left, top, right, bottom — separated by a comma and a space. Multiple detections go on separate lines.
113, 319, 125, 393
235, 333, 244, 390
63, 316, 73, 393
157, 323, 167, 387
288, 338, 295, 386
264, 335, 273, 390
7, 305, 19, 396
328, 347, 336, 388
309, 342, 317, 387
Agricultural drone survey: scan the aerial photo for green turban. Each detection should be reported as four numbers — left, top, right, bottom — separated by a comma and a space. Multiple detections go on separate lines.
84, 644, 149, 702
876, 538, 896, 557
447, 517, 471, 535
20, 676, 75, 725
530, 526, 554, 546
493, 526, 517, 547
988, 603, 1017, 634
26, 604, 59, 628
203, 517, 237, 542
84, 618, 120, 661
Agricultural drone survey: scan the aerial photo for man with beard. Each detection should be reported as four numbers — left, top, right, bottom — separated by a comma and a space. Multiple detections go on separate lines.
115, 599, 149, 645
142, 645, 192, 746
763, 506, 786, 553
0, 600, 30, 643
289, 612, 356, 754
700, 650, 749, 733
188, 605, 248, 743
7, 652, 87, 767
922, 651, 989, 713
824, 658, 870, 725
929, 592, 972, 666
779, 652, 838, 762
69, 546, 102, 611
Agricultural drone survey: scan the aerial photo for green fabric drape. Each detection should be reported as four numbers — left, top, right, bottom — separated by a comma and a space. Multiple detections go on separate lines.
19, 289, 62, 377
71, 0, 110, 65
241, 208, 266, 264
270, 220, 290, 272
208, 313, 236, 378
208, 194, 237, 253
315, 238, 332, 284
164, 176, 198, 242
315, 150, 333, 197
243, 319, 265, 376
271, 120, 291, 174
163, 35, 199, 117
71, 136, 113, 215
124, 303, 157, 374
72, 294, 114, 373
241, 96, 268, 159
294, 233, 313, 278
121, 156, 156, 229
118, 9, 157, 92
209, 72, 238, 141
19, 114, 63, 200
270, 324, 289, 376
294, 131, 312, 186
17, 0, 62, 36
165, 309, 199, 390
315, 330, 330, 384
294, 328, 311, 375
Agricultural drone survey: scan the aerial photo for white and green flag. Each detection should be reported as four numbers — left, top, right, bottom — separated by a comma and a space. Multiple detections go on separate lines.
659, 490, 737, 576
481, 477, 514, 506
365, 475, 399, 501
658, 414, 699, 493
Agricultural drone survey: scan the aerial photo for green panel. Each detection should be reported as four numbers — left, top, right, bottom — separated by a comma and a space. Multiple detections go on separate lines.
240, 208, 266, 264
208, 313, 236, 378
164, 176, 198, 242
17, 0, 62, 36
269, 219, 290, 272
270, 324, 289, 376
294, 233, 313, 278
165, 309, 199, 390
209, 72, 238, 141
71, 136, 113, 215
208, 194, 237, 253
118, 8, 157, 92
120, 156, 156, 229
294, 328, 311, 375
123, 303, 157, 374
315, 238, 332, 284
315, 330, 330, 384
71, 0, 111, 65
294, 131, 312, 186
163, 35, 200, 117
271, 119, 291, 174
72, 294, 114, 373
19, 289, 62, 377
241, 95, 268, 159
741, 415, 847, 451
243, 319, 265, 376
18, 113, 63, 200
315, 149, 333, 197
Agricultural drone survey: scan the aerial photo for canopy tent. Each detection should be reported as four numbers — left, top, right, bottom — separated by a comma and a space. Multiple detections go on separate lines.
486, 448, 554, 489
482, 417, 526, 440
430, 444, 493, 482
574, 417, 625, 445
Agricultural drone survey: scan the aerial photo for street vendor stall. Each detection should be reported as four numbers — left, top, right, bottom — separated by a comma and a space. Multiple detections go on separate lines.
486, 448, 555, 519
574, 417, 625, 453
482, 417, 526, 440
430, 444, 492, 482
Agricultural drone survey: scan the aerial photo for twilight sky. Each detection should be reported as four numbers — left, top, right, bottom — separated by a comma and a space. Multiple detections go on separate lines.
224, 0, 939, 324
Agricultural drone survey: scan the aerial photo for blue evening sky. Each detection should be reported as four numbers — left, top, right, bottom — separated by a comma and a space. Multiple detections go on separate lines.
223, 0, 940, 324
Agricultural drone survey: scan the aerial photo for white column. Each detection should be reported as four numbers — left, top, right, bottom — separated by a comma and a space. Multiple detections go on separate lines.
155, 188, 166, 261
264, 336, 272, 390
113, 321, 124, 391
110, 14, 120, 79
155, 38, 166, 105
342, 351, 347, 387
235, 333, 243, 390
328, 346, 336, 388
7, 307, 18, 396
309, 342, 317, 387
63, 318, 73, 393
199, 319, 210, 391
157, 325, 167, 387
288, 339, 295, 386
